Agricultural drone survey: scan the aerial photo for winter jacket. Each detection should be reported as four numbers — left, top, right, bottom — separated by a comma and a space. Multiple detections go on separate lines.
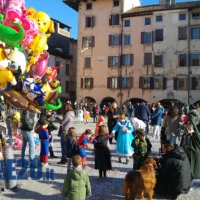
135, 103, 150, 122
155, 147, 192, 198
151, 108, 163, 126
62, 168, 91, 200
127, 104, 134, 113
188, 110, 200, 132
20, 110, 35, 131
66, 135, 78, 158
61, 111, 75, 131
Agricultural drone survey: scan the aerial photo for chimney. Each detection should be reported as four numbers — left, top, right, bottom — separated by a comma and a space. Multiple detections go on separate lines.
159, 0, 176, 8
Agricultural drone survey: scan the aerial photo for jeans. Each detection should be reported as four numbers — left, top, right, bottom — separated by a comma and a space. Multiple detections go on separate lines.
166, 135, 177, 144
128, 112, 133, 120
6, 119, 12, 146
67, 158, 72, 171
21, 130, 35, 164
143, 121, 149, 136
93, 114, 97, 122
61, 132, 66, 159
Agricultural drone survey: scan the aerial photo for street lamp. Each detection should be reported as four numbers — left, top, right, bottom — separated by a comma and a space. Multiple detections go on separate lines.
83, 77, 85, 106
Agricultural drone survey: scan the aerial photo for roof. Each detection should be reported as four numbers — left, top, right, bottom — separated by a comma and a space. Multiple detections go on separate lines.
122, 1, 200, 17
51, 18, 71, 29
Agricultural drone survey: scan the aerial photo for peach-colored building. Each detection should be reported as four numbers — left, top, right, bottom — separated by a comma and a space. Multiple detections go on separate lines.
63, 0, 200, 109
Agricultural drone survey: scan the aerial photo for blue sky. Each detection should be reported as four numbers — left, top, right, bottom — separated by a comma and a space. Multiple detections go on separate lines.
25, 0, 197, 39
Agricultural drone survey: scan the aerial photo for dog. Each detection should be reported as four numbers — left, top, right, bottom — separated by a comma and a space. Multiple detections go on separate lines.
123, 157, 157, 200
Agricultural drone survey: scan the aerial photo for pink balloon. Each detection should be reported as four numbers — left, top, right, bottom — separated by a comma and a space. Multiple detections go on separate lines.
33, 52, 49, 78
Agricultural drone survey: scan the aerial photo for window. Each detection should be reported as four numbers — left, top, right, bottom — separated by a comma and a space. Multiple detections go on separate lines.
155, 29, 163, 41
143, 77, 150, 89
124, 20, 130, 27
81, 78, 93, 89
144, 53, 152, 65
154, 55, 162, 67
179, 54, 187, 67
65, 81, 69, 93
113, 0, 119, 7
145, 18, 151, 25
85, 16, 94, 28
122, 54, 134, 66
178, 27, 187, 40
123, 34, 131, 45
155, 77, 163, 89
108, 56, 119, 68
122, 77, 130, 88
84, 57, 91, 68
179, 14, 186, 20
174, 77, 188, 90
86, 3, 92, 10
191, 27, 200, 39
109, 14, 119, 26
65, 64, 69, 75
70, 68, 73, 77
178, 78, 186, 90
190, 54, 199, 66
156, 16, 162, 22
109, 34, 121, 46
192, 77, 200, 90
141, 32, 153, 44
110, 77, 118, 89
192, 13, 200, 20
82, 36, 95, 48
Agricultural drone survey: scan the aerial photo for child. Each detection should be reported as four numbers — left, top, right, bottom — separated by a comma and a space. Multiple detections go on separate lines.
62, 154, 91, 200
38, 120, 50, 167
112, 114, 134, 164
78, 129, 93, 166
94, 115, 105, 136
77, 108, 84, 123
65, 127, 78, 172
93, 125, 112, 181
131, 129, 152, 170
83, 110, 90, 124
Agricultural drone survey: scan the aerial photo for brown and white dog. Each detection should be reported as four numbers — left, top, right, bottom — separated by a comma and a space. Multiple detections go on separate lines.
123, 157, 157, 200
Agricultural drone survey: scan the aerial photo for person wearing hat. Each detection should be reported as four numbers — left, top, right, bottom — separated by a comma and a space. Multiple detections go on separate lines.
131, 129, 152, 170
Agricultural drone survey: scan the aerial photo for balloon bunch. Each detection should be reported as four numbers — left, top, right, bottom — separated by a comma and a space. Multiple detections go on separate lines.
0, 0, 62, 112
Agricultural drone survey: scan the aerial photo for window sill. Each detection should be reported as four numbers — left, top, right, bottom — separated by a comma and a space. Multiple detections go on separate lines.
178, 38, 187, 40
110, 25, 120, 27
154, 66, 163, 68
123, 44, 132, 47
84, 67, 92, 70
143, 64, 153, 66
110, 45, 120, 47
155, 40, 163, 42
109, 88, 118, 90
122, 65, 132, 67
143, 43, 153, 45
108, 66, 119, 69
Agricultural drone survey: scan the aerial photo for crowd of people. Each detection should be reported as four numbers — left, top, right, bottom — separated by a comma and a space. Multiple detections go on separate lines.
2, 99, 200, 199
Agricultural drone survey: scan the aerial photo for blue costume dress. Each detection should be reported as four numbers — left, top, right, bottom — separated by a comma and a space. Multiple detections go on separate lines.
78, 133, 89, 158
112, 120, 134, 156
39, 128, 49, 163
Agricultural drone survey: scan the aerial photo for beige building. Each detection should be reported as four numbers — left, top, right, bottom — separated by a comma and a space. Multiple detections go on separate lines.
63, 0, 200, 109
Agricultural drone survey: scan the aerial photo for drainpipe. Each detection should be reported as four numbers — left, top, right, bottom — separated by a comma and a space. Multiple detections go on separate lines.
119, 17, 123, 107
188, 8, 191, 105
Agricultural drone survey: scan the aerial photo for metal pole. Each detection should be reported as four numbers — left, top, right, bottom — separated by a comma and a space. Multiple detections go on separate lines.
83, 77, 85, 105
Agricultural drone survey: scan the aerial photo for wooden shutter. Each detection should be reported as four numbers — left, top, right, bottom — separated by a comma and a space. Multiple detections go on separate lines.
91, 36, 95, 47
116, 14, 119, 25
163, 77, 167, 90
141, 32, 144, 44
152, 31, 154, 43
85, 17, 88, 27
108, 56, 112, 67
119, 34, 122, 45
144, 53, 152, 65
129, 77, 133, 88
150, 77, 154, 89
109, 35, 112, 46
85, 57, 91, 68
156, 29, 163, 41
179, 27, 187, 40
92, 16, 95, 27
107, 77, 111, 88
149, 53, 152, 65
130, 54, 134, 66
174, 77, 178, 90
118, 76, 122, 89
109, 15, 113, 26
144, 53, 147, 65
191, 77, 197, 90
186, 77, 190, 90
90, 78, 94, 89
81, 78, 83, 89
160, 29, 163, 40
139, 77, 143, 88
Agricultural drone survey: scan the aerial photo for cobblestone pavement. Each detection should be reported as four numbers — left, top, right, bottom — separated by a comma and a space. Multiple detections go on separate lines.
0, 117, 199, 200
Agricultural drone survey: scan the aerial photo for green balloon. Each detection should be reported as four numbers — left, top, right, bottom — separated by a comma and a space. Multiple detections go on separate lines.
44, 98, 62, 110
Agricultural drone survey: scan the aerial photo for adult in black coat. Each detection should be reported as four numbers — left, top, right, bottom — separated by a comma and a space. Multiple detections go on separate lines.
107, 101, 122, 144
154, 140, 192, 199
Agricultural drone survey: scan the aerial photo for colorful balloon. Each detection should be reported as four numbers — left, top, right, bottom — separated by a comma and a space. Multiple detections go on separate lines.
44, 98, 62, 110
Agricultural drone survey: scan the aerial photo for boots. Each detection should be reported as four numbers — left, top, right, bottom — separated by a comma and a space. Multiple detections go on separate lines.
119, 157, 122, 163
49, 147, 58, 158
57, 158, 67, 164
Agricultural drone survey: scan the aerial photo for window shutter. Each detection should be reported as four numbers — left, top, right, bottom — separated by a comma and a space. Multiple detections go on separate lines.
144, 53, 147, 65
118, 55, 121, 67
191, 77, 197, 90
160, 29, 163, 40
109, 15, 113, 26
108, 56, 112, 67
185, 54, 187, 67
139, 77, 143, 88
130, 54, 134, 66
85, 57, 91, 68
163, 77, 167, 90
149, 53, 152, 65
141, 32, 144, 44
118, 76, 122, 89
107, 77, 111, 88
91, 36, 95, 47
178, 27, 182, 40
174, 77, 178, 90
152, 31, 154, 43
119, 34, 122, 45
186, 77, 190, 90
129, 77, 133, 88
85, 17, 88, 27
116, 14, 119, 25
81, 78, 83, 89
90, 78, 94, 89
150, 77, 154, 89
109, 35, 112, 46
161, 55, 163, 67
92, 16, 95, 27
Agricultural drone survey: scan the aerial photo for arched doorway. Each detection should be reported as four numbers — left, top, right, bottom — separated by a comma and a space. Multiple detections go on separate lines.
123, 98, 146, 108
80, 96, 96, 108
100, 97, 117, 110
159, 99, 184, 111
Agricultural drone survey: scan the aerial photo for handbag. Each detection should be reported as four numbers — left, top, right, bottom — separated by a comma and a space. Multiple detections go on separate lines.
57, 125, 62, 137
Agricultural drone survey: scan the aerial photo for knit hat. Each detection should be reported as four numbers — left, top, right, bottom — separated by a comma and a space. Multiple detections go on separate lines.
136, 129, 145, 136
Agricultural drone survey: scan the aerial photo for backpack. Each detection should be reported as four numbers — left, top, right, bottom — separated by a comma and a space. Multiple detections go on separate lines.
95, 108, 99, 114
